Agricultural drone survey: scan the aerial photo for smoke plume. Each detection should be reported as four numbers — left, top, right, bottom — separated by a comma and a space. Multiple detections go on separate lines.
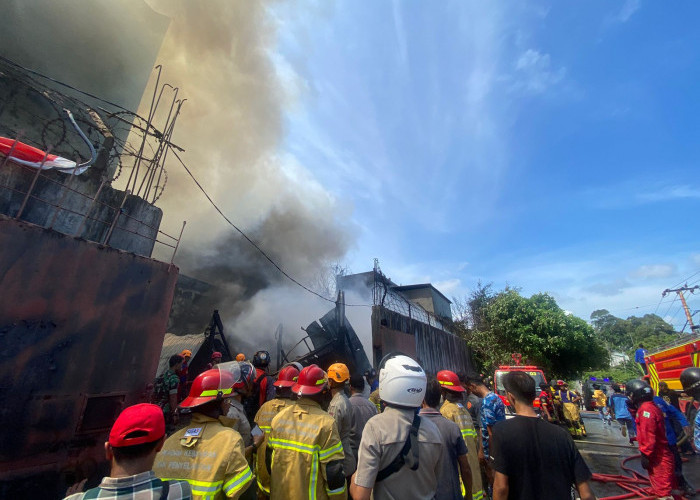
143, 0, 357, 349
2, 0, 358, 352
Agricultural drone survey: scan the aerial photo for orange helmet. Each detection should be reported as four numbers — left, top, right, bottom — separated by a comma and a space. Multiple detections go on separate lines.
292, 364, 328, 397
275, 364, 301, 388
328, 363, 350, 383
437, 370, 465, 393
180, 369, 235, 409
236, 353, 246, 362
180, 349, 192, 358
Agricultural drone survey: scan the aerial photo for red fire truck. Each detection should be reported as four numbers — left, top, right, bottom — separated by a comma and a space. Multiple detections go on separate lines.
494, 353, 548, 412
645, 334, 700, 421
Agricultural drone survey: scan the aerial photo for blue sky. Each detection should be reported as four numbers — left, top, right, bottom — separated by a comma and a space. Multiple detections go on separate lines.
269, 1, 700, 328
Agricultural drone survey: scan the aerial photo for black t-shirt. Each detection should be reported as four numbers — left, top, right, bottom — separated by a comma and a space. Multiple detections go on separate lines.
492, 415, 592, 500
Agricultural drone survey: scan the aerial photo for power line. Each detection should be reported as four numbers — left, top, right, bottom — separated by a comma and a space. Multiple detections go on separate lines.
171, 149, 372, 308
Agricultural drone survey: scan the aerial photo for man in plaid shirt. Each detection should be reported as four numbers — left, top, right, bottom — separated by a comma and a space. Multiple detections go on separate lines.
65, 404, 191, 499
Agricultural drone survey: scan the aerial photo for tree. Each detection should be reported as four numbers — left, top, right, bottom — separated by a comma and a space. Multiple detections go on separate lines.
455, 287, 608, 379
589, 310, 677, 354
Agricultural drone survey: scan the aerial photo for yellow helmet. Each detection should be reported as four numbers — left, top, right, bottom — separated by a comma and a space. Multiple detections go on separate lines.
328, 363, 350, 383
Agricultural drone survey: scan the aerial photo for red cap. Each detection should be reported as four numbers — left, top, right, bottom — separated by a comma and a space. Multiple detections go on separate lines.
109, 403, 165, 447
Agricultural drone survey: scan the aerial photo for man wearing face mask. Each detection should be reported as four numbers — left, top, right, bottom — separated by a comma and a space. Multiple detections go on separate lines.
152, 367, 254, 499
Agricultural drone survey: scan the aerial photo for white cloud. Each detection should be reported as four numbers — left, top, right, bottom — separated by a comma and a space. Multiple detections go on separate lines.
629, 264, 676, 280
512, 49, 566, 94
434, 278, 462, 296
584, 181, 700, 209
617, 0, 640, 23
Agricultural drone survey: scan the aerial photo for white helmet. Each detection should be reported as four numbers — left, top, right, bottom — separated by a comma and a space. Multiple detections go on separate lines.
378, 354, 426, 408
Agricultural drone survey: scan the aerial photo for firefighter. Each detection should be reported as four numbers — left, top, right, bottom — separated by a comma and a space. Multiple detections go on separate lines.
538, 382, 556, 423
179, 350, 192, 402
268, 364, 347, 500
437, 369, 483, 500
626, 379, 675, 499
557, 381, 586, 438
226, 362, 261, 463
207, 351, 223, 370
245, 351, 275, 424
350, 354, 443, 500
327, 363, 357, 485
680, 368, 700, 460
153, 364, 254, 499
253, 363, 301, 498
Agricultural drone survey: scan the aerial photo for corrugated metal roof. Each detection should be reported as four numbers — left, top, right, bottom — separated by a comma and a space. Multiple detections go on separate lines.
156, 333, 206, 376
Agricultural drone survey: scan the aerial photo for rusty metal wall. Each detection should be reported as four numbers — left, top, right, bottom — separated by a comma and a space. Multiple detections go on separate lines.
0, 215, 178, 497
372, 306, 474, 375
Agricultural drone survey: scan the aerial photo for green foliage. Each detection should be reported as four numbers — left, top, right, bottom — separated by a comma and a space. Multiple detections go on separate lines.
589, 309, 677, 358
454, 287, 608, 379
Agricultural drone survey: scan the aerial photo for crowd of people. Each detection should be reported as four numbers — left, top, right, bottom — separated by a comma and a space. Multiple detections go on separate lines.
62, 349, 700, 500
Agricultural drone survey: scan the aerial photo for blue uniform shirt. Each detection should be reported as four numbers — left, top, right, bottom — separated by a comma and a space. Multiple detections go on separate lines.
652, 395, 689, 446
694, 410, 700, 450
608, 393, 632, 420
635, 348, 647, 364
480, 391, 506, 457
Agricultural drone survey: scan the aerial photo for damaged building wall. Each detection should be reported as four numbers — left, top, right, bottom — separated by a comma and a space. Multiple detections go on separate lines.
0, 215, 178, 498
371, 306, 474, 375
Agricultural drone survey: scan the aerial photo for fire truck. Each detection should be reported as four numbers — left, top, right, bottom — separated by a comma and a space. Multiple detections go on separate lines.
494, 354, 547, 412
645, 333, 699, 422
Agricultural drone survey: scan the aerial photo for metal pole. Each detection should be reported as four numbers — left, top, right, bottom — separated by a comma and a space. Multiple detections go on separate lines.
16, 149, 51, 219
168, 220, 187, 270
103, 189, 130, 245
0, 137, 21, 170
74, 180, 106, 238
47, 157, 80, 229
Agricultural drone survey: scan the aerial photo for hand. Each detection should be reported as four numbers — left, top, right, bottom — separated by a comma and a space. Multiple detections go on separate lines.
253, 433, 264, 449
65, 479, 87, 496
478, 448, 486, 465
640, 454, 650, 470
172, 412, 179, 424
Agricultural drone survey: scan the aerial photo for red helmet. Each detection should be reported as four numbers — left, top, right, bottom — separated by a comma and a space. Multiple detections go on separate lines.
437, 370, 465, 393
274, 364, 301, 388
233, 362, 255, 393
292, 364, 328, 397
211, 351, 222, 360
557, 380, 565, 386
180, 369, 234, 409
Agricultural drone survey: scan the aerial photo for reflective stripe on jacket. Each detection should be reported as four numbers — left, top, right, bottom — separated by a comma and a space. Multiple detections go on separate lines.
153, 413, 253, 500
253, 398, 290, 495
440, 400, 484, 500
269, 398, 346, 500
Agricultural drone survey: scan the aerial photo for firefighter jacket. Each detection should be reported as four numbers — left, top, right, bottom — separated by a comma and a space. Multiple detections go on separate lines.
635, 400, 675, 497
440, 399, 484, 500
253, 397, 291, 496
268, 397, 347, 500
327, 391, 357, 477
153, 413, 253, 500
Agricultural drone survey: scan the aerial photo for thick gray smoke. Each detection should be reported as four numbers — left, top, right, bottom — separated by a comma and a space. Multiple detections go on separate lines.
143, 0, 357, 350
2, 0, 358, 353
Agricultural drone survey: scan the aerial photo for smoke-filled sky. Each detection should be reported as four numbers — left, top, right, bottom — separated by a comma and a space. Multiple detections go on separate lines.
3, 0, 700, 338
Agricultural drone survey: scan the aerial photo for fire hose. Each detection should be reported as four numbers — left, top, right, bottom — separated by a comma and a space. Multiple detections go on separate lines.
591, 452, 698, 500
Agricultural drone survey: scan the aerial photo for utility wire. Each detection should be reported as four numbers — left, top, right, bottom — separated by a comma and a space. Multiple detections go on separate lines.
171, 149, 371, 308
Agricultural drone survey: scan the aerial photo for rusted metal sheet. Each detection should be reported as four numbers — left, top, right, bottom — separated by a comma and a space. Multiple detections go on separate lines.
372, 306, 474, 375
0, 215, 178, 498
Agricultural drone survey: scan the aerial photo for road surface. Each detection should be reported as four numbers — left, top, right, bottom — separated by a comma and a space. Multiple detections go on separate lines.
575, 411, 699, 498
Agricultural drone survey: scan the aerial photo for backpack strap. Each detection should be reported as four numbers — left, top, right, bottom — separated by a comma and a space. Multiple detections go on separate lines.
375, 412, 421, 482
158, 479, 170, 500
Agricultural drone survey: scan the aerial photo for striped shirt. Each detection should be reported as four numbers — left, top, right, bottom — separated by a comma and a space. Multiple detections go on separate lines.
64, 471, 191, 499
